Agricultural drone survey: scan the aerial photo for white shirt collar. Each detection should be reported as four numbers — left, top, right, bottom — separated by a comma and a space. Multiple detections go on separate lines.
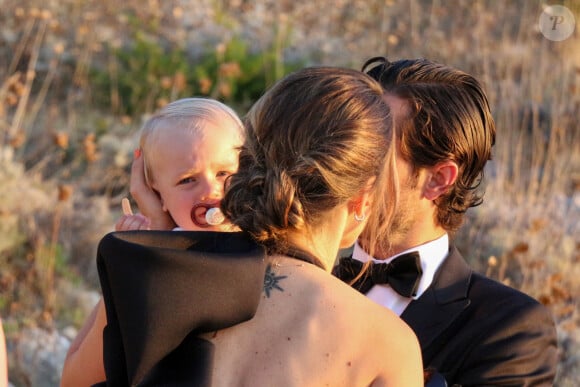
351, 234, 449, 315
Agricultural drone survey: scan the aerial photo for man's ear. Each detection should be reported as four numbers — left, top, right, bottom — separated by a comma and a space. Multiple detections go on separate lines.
423, 161, 458, 200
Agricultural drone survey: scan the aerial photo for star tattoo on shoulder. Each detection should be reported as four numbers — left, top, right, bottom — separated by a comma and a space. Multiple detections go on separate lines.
263, 263, 288, 298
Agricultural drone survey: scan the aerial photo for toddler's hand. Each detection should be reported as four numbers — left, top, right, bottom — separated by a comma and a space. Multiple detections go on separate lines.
115, 197, 151, 231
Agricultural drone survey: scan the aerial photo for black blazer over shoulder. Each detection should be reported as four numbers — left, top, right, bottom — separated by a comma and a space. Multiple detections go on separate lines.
402, 247, 558, 386
96, 231, 266, 387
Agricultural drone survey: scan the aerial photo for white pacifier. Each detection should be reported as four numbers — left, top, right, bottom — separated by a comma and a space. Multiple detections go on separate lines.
205, 207, 225, 226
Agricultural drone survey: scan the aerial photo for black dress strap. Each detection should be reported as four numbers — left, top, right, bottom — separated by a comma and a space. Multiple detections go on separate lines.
283, 246, 326, 270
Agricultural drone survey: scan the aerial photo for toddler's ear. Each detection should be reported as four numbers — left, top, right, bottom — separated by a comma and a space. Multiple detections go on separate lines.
160, 198, 168, 213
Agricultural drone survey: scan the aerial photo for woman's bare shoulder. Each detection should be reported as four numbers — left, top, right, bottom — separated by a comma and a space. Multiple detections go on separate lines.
290, 262, 415, 336
207, 259, 423, 386
229, 257, 419, 354
288, 263, 424, 385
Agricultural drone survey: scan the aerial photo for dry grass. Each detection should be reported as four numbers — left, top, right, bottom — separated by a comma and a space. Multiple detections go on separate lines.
0, 0, 578, 385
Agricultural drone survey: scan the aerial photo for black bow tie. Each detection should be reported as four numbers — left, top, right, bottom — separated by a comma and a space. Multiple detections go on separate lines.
333, 251, 423, 298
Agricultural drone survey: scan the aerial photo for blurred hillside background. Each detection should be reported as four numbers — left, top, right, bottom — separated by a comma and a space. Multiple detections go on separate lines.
0, 0, 579, 385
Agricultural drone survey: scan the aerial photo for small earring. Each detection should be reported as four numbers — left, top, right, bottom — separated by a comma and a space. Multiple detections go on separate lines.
354, 212, 366, 222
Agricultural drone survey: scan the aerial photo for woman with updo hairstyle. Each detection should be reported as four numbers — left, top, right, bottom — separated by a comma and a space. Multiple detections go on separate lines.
86, 67, 423, 387
223, 66, 398, 263
208, 66, 422, 386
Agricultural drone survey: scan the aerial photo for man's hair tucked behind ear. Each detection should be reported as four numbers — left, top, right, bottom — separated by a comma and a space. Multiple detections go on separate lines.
363, 57, 496, 232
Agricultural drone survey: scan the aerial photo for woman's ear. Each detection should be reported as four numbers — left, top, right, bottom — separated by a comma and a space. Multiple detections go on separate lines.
348, 177, 375, 221
339, 177, 375, 249
423, 160, 458, 200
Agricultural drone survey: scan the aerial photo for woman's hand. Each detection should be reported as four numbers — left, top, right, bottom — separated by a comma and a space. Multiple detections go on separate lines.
129, 150, 175, 230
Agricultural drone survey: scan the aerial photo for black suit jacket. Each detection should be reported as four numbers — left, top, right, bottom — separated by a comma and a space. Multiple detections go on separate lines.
401, 246, 558, 386
96, 231, 266, 386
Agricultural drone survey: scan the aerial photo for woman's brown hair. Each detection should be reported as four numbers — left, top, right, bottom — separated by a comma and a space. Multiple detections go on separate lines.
222, 66, 398, 261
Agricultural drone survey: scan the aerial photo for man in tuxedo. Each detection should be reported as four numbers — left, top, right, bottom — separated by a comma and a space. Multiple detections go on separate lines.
336, 57, 558, 386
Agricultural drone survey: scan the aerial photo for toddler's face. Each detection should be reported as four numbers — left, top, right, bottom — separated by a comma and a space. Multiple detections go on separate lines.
150, 120, 242, 231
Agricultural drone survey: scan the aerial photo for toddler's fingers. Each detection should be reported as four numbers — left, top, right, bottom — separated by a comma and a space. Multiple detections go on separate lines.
115, 214, 150, 231
121, 198, 133, 216
115, 215, 129, 231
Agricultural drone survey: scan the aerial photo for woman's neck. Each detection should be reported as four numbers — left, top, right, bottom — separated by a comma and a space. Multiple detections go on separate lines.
285, 212, 347, 272
281, 245, 326, 270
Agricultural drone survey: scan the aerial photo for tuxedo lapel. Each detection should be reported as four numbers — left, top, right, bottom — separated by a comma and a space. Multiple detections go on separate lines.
401, 247, 472, 359
399, 246, 559, 385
